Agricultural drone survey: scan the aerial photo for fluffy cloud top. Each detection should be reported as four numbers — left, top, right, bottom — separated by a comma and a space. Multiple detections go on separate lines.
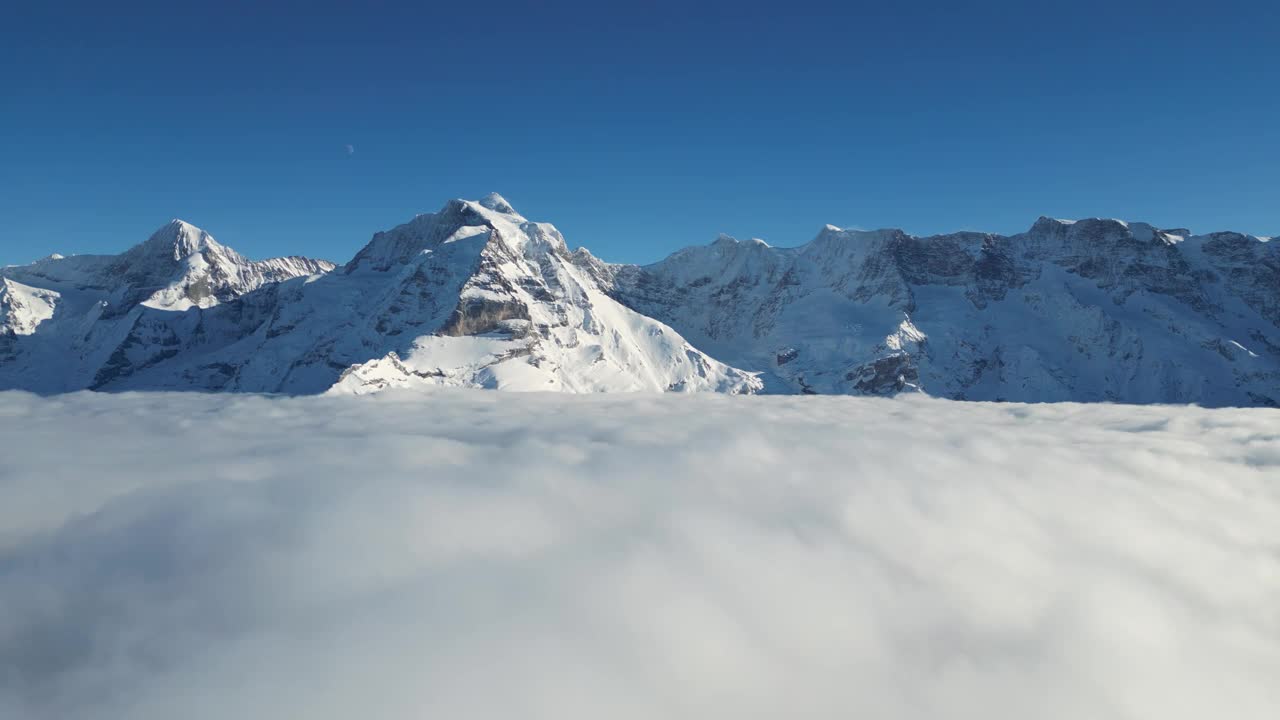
1, 391, 1278, 719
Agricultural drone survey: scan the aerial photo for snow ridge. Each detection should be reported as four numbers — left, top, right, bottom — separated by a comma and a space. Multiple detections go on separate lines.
604, 217, 1280, 405
0, 198, 756, 395
1, 197, 1276, 405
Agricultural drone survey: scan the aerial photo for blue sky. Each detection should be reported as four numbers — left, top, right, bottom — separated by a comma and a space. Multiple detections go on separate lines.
2, 0, 1277, 266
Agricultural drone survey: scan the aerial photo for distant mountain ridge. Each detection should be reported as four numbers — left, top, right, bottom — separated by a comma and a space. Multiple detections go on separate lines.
592, 217, 1279, 405
2, 195, 1276, 405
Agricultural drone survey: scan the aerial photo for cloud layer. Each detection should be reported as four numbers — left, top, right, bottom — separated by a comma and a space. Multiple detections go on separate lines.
1, 391, 1278, 719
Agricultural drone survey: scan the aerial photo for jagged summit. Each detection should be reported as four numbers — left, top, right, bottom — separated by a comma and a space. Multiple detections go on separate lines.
703, 234, 774, 259
477, 192, 521, 216
811, 225, 907, 244
0, 220, 335, 382
1035, 216, 1076, 226
126, 219, 228, 262
346, 195, 564, 274
97, 220, 333, 311
674, 215, 1235, 265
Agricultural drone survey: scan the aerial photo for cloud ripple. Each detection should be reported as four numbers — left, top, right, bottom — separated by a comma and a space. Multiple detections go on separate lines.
0, 391, 1277, 719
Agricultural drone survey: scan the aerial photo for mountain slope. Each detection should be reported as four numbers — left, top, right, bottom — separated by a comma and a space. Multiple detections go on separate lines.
596, 218, 1279, 406
2, 197, 1275, 405
0, 196, 759, 395
251, 193, 759, 394
0, 222, 336, 392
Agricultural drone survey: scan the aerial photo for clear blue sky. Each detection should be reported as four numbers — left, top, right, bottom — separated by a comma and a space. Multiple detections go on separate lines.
2, 0, 1277, 266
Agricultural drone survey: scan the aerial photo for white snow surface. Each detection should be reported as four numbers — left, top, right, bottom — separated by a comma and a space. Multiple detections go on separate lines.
330, 197, 758, 394
0, 279, 58, 335
2, 195, 1277, 404
1, 390, 1278, 720
0, 196, 755, 395
606, 217, 1280, 404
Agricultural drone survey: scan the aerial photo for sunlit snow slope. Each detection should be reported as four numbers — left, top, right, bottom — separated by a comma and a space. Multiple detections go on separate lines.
0, 195, 756, 395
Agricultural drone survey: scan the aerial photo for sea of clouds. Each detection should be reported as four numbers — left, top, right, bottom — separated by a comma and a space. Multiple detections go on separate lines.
1, 390, 1278, 719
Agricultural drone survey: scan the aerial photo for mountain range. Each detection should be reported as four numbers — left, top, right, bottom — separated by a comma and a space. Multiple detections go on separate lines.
2, 194, 1276, 405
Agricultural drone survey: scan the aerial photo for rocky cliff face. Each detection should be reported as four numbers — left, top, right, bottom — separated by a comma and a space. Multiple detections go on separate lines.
316, 194, 759, 395
2, 198, 1276, 405
599, 217, 1279, 406
0, 222, 335, 392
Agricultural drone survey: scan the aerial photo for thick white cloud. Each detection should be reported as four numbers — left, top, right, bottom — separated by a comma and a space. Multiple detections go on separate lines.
1, 390, 1278, 719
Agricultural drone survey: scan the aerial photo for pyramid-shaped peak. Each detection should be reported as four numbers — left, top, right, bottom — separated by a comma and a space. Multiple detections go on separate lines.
152, 218, 208, 241
133, 219, 225, 259
478, 192, 519, 216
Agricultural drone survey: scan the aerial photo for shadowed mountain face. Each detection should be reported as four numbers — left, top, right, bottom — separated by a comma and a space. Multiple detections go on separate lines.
597, 218, 1280, 406
2, 196, 1277, 405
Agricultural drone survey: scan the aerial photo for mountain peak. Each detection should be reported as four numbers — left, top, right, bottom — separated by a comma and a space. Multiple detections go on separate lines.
1028, 216, 1077, 235
130, 219, 227, 262
154, 218, 205, 240
710, 234, 770, 251
2, 198, 1278, 405
478, 192, 519, 216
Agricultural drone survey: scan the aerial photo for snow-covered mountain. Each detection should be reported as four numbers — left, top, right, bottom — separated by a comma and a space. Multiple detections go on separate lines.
592, 218, 1279, 406
2, 196, 1276, 405
0, 220, 336, 391
0, 195, 757, 395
